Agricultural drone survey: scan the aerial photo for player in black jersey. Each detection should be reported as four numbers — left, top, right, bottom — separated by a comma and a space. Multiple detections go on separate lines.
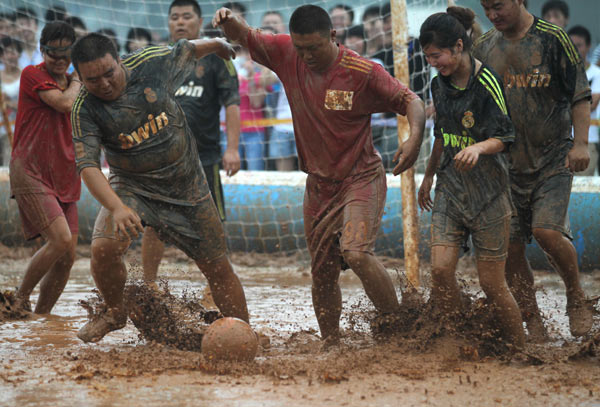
473, 0, 593, 339
70, 33, 249, 343
141, 0, 241, 286
418, 7, 525, 347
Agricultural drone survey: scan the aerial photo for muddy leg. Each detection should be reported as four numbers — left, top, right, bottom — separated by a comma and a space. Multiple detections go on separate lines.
196, 255, 249, 323
17, 216, 73, 312
343, 250, 400, 313
505, 241, 546, 340
141, 226, 165, 284
35, 233, 78, 314
430, 246, 461, 313
478, 259, 525, 348
533, 228, 592, 337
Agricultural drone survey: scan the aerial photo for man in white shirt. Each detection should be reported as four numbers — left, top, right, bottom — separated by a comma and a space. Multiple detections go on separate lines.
569, 25, 600, 175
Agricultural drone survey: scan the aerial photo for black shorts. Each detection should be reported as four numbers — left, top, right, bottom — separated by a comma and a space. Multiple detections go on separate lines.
509, 168, 572, 243
203, 163, 226, 222
92, 190, 227, 263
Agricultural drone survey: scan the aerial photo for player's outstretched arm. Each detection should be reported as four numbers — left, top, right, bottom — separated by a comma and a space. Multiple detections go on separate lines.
566, 100, 591, 172
392, 98, 426, 175
212, 7, 251, 48
80, 167, 144, 239
189, 38, 236, 60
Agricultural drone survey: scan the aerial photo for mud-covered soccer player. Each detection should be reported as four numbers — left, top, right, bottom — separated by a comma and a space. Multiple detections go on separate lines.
418, 7, 525, 348
9, 22, 82, 315
141, 0, 241, 285
213, 5, 426, 343
473, 0, 594, 339
70, 33, 249, 343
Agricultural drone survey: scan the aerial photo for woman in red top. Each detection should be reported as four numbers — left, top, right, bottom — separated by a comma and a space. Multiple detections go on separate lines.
9, 22, 82, 314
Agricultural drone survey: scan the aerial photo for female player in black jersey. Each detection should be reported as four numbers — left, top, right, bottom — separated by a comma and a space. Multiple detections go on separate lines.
418, 7, 525, 347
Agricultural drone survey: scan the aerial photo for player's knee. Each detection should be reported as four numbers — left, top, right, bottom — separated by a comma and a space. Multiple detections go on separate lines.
342, 250, 369, 271
91, 238, 128, 260
532, 227, 561, 246
50, 232, 73, 255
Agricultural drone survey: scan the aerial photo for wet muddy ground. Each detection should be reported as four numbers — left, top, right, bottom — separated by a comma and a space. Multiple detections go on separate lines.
1, 245, 600, 407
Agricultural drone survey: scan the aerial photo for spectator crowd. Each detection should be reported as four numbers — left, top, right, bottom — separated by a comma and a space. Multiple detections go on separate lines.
1, 0, 599, 175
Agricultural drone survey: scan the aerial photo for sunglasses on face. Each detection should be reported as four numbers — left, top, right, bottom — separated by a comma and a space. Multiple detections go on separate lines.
41, 44, 72, 61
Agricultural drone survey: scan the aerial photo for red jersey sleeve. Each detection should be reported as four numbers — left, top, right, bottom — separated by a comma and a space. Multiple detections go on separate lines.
366, 63, 418, 116
247, 29, 290, 73
20, 65, 63, 104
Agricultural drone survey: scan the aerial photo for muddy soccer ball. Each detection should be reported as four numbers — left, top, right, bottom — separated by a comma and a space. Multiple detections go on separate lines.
201, 317, 258, 362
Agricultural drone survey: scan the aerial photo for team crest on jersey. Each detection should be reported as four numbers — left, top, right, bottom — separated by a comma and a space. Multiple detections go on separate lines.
144, 87, 157, 103
324, 90, 354, 111
462, 111, 474, 128
195, 64, 205, 78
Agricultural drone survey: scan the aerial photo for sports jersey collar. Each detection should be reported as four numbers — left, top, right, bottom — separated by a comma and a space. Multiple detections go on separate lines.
437, 54, 477, 98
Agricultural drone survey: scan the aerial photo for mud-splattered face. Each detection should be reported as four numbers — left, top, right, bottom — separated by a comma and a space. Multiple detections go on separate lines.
290, 30, 338, 72
169, 5, 202, 41
42, 38, 73, 77
480, 0, 522, 33
423, 43, 462, 77
78, 53, 127, 102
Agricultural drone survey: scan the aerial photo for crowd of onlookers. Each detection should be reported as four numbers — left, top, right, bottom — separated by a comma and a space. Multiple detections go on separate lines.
0, 0, 599, 174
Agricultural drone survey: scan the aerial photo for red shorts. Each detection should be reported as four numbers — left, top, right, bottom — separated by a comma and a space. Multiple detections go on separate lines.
14, 193, 79, 240
303, 165, 386, 276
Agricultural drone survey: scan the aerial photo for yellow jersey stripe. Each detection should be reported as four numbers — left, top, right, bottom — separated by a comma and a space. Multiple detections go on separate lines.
479, 78, 507, 115
474, 28, 496, 47
122, 46, 166, 65
537, 20, 579, 62
536, 21, 579, 65
71, 90, 88, 139
125, 50, 172, 69
341, 56, 372, 70
340, 62, 371, 75
480, 69, 507, 115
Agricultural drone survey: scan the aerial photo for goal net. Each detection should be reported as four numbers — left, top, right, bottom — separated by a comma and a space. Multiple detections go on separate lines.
0, 0, 447, 256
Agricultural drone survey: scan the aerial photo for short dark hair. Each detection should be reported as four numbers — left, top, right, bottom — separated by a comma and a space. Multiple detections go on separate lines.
0, 36, 23, 57
346, 24, 364, 39
380, 3, 391, 20
362, 5, 381, 22
40, 21, 76, 47
71, 33, 118, 73
222, 2, 247, 17
568, 25, 591, 47
0, 12, 16, 22
126, 27, 153, 52
541, 0, 569, 19
45, 5, 68, 23
330, 4, 354, 24
16, 7, 37, 21
290, 5, 332, 36
96, 28, 121, 53
65, 16, 87, 31
169, 0, 202, 19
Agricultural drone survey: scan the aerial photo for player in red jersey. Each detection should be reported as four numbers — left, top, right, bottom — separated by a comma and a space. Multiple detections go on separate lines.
9, 22, 82, 314
214, 5, 426, 343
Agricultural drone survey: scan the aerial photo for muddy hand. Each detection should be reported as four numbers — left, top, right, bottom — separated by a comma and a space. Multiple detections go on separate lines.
214, 38, 236, 60
566, 143, 590, 173
212, 8, 233, 27
418, 175, 434, 211
113, 204, 143, 240
393, 137, 420, 175
223, 147, 241, 176
453, 145, 480, 172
